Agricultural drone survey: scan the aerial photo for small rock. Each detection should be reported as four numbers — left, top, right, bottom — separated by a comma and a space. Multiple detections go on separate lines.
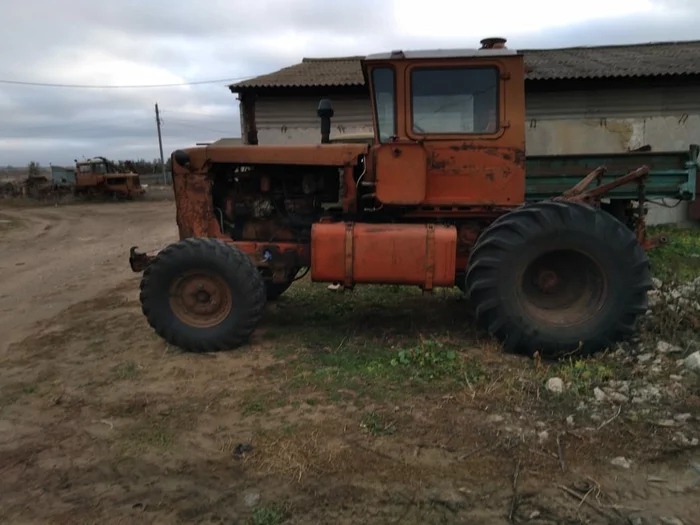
546, 377, 564, 394
628, 517, 643, 525
243, 490, 260, 508
566, 415, 574, 426
590, 413, 602, 422
652, 277, 663, 289
672, 432, 695, 446
608, 392, 629, 403
529, 510, 541, 519
611, 456, 632, 469
657, 341, 682, 354
632, 385, 662, 403
637, 353, 654, 363
593, 387, 607, 402
535, 421, 546, 428
659, 517, 685, 525
674, 413, 692, 423
426, 487, 466, 510
656, 419, 676, 427
670, 374, 683, 381
683, 351, 700, 372
486, 414, 505, 424
538, 430, 549, 443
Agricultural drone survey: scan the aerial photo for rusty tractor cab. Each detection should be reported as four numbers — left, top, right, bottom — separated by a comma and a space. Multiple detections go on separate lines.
74, 156, 145, 199
130, 37, 655, 359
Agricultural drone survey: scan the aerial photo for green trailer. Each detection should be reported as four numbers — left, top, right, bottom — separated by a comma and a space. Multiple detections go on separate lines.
526, 145, 698, 202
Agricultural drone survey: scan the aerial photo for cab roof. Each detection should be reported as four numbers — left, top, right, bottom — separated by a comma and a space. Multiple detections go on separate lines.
364, 48, 519, 61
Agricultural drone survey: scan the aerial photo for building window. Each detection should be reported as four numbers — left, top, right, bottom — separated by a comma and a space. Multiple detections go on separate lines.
410, 67, 499, 135
371, 67, 396, 143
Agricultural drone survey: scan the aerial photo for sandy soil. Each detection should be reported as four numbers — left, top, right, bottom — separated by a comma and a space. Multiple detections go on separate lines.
0, 200, 698, 525
0, 201, 178, 353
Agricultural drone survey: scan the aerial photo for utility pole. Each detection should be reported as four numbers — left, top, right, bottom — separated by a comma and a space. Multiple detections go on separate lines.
155, 103, 167, 185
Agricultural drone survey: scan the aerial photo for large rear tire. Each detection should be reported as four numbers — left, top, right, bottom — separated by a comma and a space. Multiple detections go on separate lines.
465, 201, 652, 359
139, 238, 266, 352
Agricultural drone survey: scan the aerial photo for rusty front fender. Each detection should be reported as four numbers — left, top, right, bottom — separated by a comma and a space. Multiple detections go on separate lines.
129, 246, 161, 272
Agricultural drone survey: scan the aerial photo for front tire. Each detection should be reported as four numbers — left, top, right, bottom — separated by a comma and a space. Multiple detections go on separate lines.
139, 238, 266, 352
465, 201, 652, 359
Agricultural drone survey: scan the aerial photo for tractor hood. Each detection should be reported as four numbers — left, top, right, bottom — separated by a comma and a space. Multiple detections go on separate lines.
175, 143, 369, 170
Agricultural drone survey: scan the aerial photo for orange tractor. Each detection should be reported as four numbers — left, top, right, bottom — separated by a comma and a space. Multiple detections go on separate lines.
129, 38, 696, 358
73, 156, 145, 199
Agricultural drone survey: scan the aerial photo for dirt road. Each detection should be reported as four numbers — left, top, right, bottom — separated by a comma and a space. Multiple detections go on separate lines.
0, 201, 177, 353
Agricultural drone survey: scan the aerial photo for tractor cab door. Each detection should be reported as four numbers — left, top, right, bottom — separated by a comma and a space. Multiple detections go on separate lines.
369, 66, 427, 205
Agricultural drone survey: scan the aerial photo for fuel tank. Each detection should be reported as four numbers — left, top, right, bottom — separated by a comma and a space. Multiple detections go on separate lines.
310, 222, 457, 289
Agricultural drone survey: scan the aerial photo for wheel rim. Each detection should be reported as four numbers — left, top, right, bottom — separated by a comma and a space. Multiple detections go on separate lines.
519, 250, 607, 326
169, 270, 233, 328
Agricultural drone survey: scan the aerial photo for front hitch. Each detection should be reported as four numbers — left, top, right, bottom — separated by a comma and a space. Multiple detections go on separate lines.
129, 246, 160, 272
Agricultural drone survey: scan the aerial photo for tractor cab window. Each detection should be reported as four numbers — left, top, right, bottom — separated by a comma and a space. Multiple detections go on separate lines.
410, 67, 499, 135
92, 162, 107, 174
78, 164, 91, 173
371, 67, 396, 143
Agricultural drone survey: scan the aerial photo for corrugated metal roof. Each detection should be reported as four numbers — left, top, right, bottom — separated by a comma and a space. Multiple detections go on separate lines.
229, 40, 700, 91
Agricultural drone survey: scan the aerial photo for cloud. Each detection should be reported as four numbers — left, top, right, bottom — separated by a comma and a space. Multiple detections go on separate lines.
0, 0, 697, 165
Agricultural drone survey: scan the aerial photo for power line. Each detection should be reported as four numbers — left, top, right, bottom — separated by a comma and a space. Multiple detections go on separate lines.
0, 75, 253, 89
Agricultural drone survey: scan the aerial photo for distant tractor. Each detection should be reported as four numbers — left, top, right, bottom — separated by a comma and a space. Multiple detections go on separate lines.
129, 37, 698, 358
72, 156, 145, 199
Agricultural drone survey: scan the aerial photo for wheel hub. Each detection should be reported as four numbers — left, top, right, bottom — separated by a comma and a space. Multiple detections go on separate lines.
535, 269, 560, 294
520, 249, 607, 326
169, 271, 233, 328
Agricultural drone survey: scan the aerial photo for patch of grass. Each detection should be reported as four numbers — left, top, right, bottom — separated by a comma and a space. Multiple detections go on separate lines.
277, 335, 487, 405
23, 385, 37, 394
113, 402, 200, 454
111, 362, 140, 380
647, 224, 700, 282
257, 282, 491, 406
243, 399, 267, 416
361, 410, 396, 436
249, 506, 285, 525
547, 357, 616, 396
263, 281, 467, 342
119, 419, 176, 451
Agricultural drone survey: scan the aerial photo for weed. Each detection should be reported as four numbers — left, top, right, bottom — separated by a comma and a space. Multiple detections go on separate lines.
249, 506, 285, 525
23, 385, 37, 394
390, 339, 462, 381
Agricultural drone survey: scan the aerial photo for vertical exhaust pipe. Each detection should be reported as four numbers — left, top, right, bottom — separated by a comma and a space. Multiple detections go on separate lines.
317, 99, 334, 144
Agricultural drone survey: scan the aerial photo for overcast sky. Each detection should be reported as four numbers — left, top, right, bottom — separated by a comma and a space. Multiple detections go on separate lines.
1, 0, 697, 166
